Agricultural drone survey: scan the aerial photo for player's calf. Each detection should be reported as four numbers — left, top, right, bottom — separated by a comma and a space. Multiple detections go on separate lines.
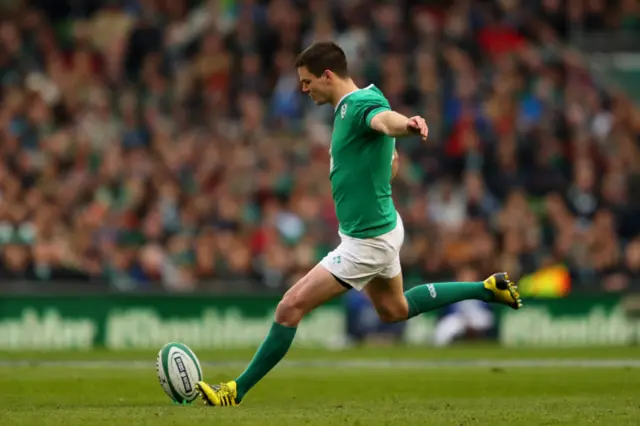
197, 264, 348, 406
366, 272, 523, 326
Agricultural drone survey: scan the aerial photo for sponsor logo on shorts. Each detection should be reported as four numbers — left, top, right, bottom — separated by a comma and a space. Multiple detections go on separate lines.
333, 255, 341, 264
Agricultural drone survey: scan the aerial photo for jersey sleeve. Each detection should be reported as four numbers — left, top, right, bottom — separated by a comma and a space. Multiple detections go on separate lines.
352, 92, 392, 130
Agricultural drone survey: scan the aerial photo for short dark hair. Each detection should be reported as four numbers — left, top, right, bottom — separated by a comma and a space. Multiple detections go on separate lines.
294, 42, 349, 78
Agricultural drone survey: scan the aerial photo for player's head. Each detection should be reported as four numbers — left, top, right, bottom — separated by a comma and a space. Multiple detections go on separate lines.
295, 42, 349, 105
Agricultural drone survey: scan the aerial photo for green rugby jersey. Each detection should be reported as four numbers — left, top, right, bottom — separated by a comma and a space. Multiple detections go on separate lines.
329, 84, 397, 239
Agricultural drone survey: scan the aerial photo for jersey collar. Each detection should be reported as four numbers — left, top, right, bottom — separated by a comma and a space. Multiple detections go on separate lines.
334, 84, 374, 112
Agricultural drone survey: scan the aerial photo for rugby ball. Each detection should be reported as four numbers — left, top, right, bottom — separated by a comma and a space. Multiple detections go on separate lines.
156, 342, 204, 404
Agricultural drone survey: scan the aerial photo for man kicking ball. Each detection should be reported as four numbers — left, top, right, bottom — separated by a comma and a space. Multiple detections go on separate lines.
196, 42, 522, 406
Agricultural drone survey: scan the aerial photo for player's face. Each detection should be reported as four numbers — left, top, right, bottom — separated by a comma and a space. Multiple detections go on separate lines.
298, 66, 332, 105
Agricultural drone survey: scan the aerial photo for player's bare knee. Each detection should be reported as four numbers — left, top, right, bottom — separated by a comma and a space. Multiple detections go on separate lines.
275, 294, 307, 327
377, 311, 403, 323
377, 304, 409, 323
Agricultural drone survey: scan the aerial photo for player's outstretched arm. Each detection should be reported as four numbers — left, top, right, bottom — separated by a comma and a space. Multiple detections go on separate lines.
369, 111, 428, 140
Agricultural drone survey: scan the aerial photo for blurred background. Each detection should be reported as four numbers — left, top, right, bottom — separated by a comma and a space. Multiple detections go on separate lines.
1, 0, 640, 351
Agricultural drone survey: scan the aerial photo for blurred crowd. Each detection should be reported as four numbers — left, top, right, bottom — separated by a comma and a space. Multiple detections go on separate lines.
1, 0, 640, 293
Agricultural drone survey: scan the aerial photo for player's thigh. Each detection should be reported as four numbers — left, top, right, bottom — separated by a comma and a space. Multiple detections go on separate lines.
364, 259, 409, 323
276, 263, 348, 325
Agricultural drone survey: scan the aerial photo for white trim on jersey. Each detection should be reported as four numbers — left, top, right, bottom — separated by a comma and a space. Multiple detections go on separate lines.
334, 84, 375, 112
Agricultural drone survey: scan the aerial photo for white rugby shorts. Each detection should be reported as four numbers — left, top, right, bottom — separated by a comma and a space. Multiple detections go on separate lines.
320, 214, 404, 291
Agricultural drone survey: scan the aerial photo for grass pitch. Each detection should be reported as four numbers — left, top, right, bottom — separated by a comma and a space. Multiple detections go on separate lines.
1, 345, 639, 426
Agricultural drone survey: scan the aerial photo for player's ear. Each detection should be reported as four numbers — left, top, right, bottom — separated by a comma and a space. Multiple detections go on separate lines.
324, 70, 331, 80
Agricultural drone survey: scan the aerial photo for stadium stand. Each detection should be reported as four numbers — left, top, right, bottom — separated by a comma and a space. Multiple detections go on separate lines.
0, 0, 639, 295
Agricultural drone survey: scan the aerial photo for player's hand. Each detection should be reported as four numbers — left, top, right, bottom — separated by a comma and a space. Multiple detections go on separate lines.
406, 116, 428, 140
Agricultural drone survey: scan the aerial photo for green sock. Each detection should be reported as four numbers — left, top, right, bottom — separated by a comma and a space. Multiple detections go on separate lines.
234, 321, 297, 400
405, 282, 492, 320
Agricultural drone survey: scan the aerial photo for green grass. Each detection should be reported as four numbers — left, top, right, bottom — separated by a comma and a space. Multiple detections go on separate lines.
1, 345, 639, 425
3, 343, 640, 362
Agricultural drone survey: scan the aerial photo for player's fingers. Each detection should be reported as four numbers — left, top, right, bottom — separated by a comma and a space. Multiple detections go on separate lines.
408, 117, 423, 130
421, 122, 429, 139
413, 117, 428, 139
407, 117, 428, 139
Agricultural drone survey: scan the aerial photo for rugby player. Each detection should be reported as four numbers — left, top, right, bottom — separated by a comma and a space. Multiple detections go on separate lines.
196, 42, 522, 407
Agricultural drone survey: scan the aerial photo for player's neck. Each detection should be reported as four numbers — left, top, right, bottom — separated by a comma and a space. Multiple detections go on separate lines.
331, 79, 360, 108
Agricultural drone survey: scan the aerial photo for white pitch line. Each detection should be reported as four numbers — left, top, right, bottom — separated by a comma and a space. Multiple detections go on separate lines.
0, 359, 639, 369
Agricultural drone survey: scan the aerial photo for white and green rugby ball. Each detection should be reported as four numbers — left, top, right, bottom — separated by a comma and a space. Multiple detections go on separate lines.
156, 342, 204, 404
